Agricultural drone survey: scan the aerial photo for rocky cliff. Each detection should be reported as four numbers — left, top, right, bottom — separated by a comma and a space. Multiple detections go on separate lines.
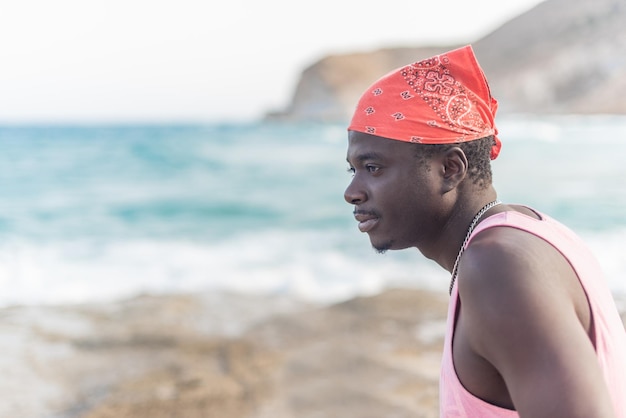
269, 0, 626, 121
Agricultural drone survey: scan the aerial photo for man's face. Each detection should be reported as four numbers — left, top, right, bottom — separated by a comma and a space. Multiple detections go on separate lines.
344, 131, 446, 253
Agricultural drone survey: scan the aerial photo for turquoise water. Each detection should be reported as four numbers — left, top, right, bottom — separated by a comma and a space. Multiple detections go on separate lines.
1, 116, 625, 306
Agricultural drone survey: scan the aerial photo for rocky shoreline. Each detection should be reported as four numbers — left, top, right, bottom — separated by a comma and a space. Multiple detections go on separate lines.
3, 288, 624, 417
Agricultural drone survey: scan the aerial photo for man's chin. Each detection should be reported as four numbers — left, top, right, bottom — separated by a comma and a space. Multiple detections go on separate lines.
371, 240, 393, 254
371, 237, 414, 253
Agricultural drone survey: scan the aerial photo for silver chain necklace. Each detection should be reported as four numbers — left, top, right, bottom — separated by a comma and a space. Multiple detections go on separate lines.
449, 200, 502, 295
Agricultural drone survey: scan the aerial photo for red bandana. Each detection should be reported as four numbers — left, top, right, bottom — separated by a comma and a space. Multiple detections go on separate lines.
348, 45, 501, 160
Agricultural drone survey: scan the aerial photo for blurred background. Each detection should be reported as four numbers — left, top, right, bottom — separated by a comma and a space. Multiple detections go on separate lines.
1, 0, 626, 417
3, 0, 625, 307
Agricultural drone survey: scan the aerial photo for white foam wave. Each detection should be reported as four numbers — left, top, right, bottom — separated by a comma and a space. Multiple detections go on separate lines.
0, 229, 447, 307
0, 225, 623, 307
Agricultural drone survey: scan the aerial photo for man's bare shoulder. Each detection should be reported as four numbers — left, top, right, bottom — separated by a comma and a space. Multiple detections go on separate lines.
458, 223, 587, 329
454, 226, 614, 417
458, 226, 563, 332
459, 225, 573, 302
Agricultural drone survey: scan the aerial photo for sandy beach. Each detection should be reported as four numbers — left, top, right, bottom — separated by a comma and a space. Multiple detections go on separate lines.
3, 288, 624, 418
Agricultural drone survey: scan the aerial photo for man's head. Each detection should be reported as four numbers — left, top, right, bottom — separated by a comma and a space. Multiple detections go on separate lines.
345, 45, 499, 254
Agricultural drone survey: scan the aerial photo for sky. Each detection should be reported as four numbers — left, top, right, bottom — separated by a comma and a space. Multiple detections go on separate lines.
0, 0, 546, 123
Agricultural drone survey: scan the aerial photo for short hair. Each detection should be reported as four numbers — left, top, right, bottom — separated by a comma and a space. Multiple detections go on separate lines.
413, 136, 494, 189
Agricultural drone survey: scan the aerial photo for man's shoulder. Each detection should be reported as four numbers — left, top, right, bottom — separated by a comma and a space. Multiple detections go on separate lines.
461, 226, 557, 286
457, 225, 577, 315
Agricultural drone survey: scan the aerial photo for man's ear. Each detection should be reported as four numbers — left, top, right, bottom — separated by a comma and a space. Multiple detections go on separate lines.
440, 147, 468, 193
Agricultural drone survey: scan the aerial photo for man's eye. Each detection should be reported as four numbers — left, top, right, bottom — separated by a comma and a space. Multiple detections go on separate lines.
366, 165, 379, 173
346, 167, 355, 175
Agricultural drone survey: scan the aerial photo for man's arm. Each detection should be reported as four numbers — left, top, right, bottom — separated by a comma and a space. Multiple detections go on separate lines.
459, 226, 616, 418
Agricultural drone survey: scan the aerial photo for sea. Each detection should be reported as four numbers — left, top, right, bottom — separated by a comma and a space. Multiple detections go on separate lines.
1, 115, 626, 307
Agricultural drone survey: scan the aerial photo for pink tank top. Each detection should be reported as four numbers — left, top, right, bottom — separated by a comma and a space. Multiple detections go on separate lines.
440, 210, 626, 417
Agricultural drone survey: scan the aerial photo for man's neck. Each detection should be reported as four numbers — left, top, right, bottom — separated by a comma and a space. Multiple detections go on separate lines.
426, 186, 499, 274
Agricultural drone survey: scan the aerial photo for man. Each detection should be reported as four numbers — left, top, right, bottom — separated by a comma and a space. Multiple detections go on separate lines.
344, 45, 626, 417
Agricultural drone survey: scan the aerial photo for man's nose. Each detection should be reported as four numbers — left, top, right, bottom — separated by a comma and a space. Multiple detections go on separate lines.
344, 178, 367, 205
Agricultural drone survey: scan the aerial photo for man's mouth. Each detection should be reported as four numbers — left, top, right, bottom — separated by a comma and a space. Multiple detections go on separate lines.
354, 211, 380, 233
